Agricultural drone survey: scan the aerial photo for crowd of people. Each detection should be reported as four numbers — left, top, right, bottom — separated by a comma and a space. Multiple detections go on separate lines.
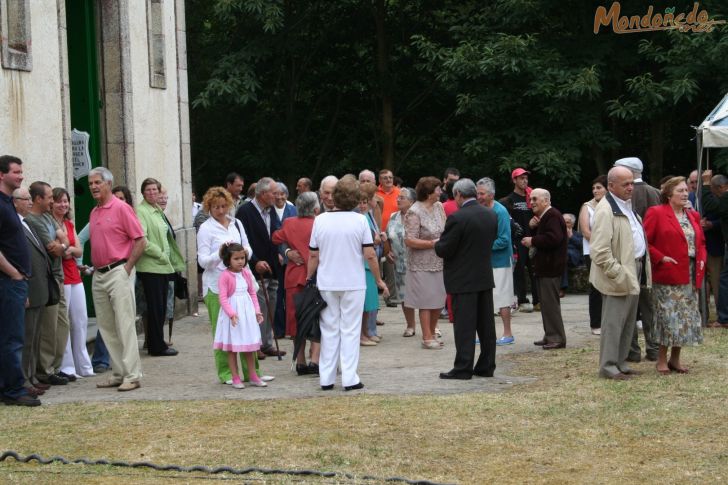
0, 151, 722, 406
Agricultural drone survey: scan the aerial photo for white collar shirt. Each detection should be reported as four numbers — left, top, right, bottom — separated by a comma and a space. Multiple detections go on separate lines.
196, 215, 253, 295
611, 192, 646, 258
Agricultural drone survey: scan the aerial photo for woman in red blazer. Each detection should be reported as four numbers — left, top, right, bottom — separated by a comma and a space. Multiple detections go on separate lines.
643, 177, 705, 375
271, 192, 320, 376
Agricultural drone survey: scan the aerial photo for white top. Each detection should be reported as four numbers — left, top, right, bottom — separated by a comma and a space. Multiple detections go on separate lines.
582, 205, 595, 256
611, 192, 646, 258
197, 215, 253, 295
309, 211, 373, 291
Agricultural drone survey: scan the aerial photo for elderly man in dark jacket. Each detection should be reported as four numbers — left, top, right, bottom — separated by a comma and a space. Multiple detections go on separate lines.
522, 188, 568, 349
435, 178, 498, 379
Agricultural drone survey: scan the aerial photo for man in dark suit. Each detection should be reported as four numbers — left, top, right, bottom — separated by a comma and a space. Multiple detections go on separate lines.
521, 188, 568, 349
13, 187, 53, 398
235, 177, 286, 357
435, 178, 498, 379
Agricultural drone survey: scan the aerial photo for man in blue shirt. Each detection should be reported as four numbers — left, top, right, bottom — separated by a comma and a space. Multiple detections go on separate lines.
0, 155, 39, 406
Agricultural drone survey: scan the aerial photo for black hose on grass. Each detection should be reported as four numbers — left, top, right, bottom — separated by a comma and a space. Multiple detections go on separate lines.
0, 451, 454, 485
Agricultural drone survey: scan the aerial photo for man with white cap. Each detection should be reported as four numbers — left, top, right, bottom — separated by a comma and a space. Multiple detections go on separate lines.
613, 157, 660, 362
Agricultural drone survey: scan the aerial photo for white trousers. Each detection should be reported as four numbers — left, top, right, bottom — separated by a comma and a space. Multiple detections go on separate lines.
60, 283, 95, 377
319, 290, 365, 387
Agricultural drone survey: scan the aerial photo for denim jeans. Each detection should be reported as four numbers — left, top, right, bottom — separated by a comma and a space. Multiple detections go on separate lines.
91, 330, 110, 368
717, 250, 728, 323
0, 277, 29, 399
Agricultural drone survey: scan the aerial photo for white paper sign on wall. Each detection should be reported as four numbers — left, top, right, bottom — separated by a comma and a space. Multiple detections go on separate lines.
72, 129, 92, 180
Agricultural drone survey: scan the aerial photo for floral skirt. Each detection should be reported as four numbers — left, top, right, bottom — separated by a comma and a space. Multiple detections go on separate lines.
651, 281, 703, 347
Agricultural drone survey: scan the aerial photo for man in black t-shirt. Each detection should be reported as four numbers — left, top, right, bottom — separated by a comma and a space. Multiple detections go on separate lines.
503, 168, 539, 312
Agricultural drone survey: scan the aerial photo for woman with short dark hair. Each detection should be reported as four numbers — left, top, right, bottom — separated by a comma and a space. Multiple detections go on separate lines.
405, 176, 447, 349
135, 178, 186, 357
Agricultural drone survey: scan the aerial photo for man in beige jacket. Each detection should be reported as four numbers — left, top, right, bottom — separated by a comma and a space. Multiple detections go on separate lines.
589, 166, 652, 380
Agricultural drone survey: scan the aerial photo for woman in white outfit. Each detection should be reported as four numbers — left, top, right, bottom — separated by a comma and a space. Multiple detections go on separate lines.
578, 175, 607, 336
307, 175, 388, 391
54, 187, 95, 378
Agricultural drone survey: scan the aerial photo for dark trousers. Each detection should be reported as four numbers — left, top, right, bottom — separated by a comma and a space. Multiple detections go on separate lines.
629, 287, 658, 360
92, 330, 110, 368
584, 256, 603, 328
451, 290, 496, 376
538, 276, 566, 344
274, 267, 286, 338
0, 277, 29, 399
137, 272, 170, 355
513, 244, 539, 305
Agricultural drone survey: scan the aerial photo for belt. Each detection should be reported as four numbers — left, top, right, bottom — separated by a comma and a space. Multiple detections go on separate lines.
96, 259, 127, 274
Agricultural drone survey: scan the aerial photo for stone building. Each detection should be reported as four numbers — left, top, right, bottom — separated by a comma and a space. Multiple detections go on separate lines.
0, 0, 196, 312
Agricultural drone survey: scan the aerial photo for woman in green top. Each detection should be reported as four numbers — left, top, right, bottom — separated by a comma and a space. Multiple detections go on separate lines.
135, 177, 186, 357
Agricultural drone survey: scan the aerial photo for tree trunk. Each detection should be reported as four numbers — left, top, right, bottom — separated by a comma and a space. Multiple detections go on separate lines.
374, 0, 394, 171
648, 119, 664, 183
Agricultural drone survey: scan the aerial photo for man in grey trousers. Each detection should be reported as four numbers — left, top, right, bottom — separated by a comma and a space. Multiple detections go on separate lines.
589, 165, 652, 380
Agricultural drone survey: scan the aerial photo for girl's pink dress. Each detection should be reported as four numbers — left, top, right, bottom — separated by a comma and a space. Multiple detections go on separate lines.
213, 268, 262, 352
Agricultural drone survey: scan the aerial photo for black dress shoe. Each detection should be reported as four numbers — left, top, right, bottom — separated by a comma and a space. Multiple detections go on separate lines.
542, 342, 566, 350
473, 371, 494, 378
57, 372, 77, 382
2, 395, 41, 407
307, 362, 319, 375
150, 348, 179, 356
439, 370, 472, 380
344, 382, 365, 391
296, 364, 310, 376
45, 374, 68, 385
321, 384, 334, 391
533, 339, 547, 346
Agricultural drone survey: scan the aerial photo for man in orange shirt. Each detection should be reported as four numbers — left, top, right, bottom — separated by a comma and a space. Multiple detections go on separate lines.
377, 169, 400, 307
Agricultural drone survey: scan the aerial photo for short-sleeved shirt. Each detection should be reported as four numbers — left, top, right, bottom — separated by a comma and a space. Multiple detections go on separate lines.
0, 191, 30, 276
89, 195, 144, 267
404, 201, 445, 272
309, 211, 373, 291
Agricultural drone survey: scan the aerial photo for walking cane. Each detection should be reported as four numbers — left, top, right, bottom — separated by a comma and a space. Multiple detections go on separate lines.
258, 276, 283, 361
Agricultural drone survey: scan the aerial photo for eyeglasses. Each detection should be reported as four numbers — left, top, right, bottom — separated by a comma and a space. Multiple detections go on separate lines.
13, 196, 31, 201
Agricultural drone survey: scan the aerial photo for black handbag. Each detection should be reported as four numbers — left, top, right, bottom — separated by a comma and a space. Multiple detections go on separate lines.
46, 278, 60, 306
174, 272, 189, 300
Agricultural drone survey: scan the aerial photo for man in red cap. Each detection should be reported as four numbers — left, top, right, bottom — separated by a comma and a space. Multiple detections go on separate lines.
502, 168, 538, 313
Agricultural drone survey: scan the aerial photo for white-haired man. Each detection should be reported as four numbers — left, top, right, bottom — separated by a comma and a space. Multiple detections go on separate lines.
319, 175, 338, 213
521, 188, 568, 350
88, 167, 146, 391
476, 177, 515, 345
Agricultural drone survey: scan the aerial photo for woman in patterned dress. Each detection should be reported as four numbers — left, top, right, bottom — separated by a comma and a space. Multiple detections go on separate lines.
643, 177, 706, 375
404, 176, 447, 350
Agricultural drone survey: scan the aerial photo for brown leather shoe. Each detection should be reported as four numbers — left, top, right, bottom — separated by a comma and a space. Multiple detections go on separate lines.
262, 348, 287, 357
96, 379, 123, 388
33, 382, 50, 390
542, 342, 565, 350
257, 351, 267, 360
117, 381, 141, 392
533, 339, 547, 346
622, 369, 642, 376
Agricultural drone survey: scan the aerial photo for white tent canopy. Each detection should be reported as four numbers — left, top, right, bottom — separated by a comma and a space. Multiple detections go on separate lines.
698, 92, 728, 148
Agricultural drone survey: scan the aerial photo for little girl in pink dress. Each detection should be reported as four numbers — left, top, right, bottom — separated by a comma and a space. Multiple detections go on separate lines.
213, 243, 266, 389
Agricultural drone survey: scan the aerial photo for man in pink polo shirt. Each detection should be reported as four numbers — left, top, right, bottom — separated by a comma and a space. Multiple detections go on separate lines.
88, 167, 146, 392
377, 169, 400, 307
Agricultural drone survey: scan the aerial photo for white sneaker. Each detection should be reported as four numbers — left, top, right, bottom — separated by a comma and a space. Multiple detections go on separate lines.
260, 375, 275, 382
518, 303, 534, 313
232, 382, 245, 389
591, 328, 601, 335
224, 379, 233, 385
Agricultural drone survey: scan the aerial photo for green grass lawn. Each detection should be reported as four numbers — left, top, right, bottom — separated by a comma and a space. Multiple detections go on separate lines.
2, 329, 728, 484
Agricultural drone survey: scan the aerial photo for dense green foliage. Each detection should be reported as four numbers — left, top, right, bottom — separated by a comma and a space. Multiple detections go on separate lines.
188, 0, 728, 211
